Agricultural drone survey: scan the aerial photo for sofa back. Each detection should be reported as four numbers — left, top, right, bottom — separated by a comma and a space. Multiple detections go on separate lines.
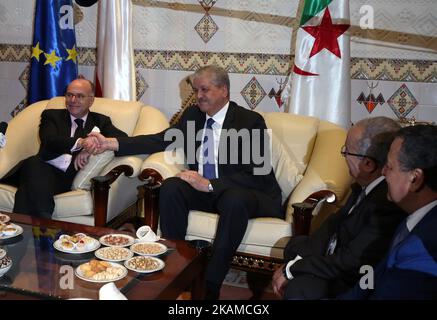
261, 112, 319, 172
45, 97, 143, 136
259, 112, 350, 220
0, 100, 48, 177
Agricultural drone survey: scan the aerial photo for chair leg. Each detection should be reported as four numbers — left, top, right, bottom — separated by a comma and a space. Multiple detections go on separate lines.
138, 183, 160, 233
91, 176, 110, 227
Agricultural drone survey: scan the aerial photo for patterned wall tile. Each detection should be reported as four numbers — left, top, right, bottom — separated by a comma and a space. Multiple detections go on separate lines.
136, 70, 148, 101
240, 76, 266, 110
195, 13, 219, 43
387, 83, 419, 118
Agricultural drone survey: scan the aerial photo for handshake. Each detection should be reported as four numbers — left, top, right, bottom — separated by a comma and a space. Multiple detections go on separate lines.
74, 132, 119, 170
80, 132, 113, 155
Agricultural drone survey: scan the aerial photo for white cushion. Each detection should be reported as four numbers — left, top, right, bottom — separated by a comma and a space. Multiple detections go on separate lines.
186, 210, 291, 258
72, 151, 115, 190
269, 131, 304, 204
52, 190, 93, 218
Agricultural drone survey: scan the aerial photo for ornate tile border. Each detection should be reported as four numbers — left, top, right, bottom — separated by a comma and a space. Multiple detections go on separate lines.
350, 58, 437, 82
1, 44, 436, 82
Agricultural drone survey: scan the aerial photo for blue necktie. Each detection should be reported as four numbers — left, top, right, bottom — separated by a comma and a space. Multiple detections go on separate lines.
202, 118, 216, 179
390, 221, 409, 251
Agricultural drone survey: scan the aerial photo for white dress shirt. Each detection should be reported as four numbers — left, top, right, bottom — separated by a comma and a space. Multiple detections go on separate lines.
46, 114, 88, 172
198, 102, 229, 178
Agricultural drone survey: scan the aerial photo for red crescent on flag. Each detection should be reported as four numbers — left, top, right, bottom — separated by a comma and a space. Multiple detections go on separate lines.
293, 64, 319, 76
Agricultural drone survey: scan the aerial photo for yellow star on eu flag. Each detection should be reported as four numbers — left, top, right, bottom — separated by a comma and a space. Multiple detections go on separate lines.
44, 50, 62, 68
66, 46, 78, 63
31, 42, 44, 61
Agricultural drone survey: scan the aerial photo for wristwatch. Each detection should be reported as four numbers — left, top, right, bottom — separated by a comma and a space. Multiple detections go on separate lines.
208, 183, 214, 192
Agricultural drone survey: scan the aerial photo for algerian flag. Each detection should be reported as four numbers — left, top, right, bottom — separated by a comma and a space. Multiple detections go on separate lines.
282, 0, 351, 128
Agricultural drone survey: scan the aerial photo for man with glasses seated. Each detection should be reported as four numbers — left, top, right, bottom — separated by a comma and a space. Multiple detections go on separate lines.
272, 116, 406, 299
1, 78, 127, 219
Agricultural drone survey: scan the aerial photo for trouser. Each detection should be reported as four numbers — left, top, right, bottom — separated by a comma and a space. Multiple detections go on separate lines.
158, 177, 282, 291
3, 155, 76, 219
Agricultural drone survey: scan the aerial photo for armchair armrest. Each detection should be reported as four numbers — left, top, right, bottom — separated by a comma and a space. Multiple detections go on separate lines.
137, 150, 186, 231
291, 190, 336, 236
140, 150, 186, 181
91, 164, 134, 227
102, 155, 146, 178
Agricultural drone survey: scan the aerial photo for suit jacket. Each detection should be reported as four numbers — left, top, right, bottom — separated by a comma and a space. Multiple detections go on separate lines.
39, 109, 127, 161
0, 109, 127, 185
284, 180, 405, 295
117, 101, 282, 217
340, 204, 437, 300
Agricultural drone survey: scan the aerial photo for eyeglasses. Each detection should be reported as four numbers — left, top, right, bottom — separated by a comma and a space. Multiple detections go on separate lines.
65, 92, 93, 101
340, 145, 367, 159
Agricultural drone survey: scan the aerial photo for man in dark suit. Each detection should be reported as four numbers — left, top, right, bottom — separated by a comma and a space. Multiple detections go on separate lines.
340, 124, 437, 299
272, 117, 406, 300
2, 78, 127, 219
89, 65, 282, 299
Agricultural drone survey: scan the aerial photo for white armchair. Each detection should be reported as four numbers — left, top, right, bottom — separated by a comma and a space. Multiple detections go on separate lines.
0, 97, 169, 227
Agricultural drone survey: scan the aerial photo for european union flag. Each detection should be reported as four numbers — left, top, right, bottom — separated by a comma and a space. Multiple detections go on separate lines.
28, 0, 78, 105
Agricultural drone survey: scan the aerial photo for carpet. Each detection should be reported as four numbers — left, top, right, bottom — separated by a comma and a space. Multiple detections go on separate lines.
223, 268, 274, 293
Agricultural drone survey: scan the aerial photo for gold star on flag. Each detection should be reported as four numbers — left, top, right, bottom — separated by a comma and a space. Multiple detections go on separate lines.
66, 46, 78, 63
31, 42, 44, 61
44, 50, 61, 68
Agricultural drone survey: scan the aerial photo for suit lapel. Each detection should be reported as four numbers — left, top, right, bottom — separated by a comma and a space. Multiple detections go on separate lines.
220, 102, 236, 131
217, 103, 236, 175
188, 108, 206, 171
62, 109, 73, 137
83, 112, 95, 134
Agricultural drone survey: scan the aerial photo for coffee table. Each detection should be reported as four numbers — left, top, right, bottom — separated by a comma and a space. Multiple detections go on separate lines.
0, 213, 206, 300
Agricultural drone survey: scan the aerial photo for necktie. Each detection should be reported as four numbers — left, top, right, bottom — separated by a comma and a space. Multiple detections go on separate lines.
325, 185, 366, 255
202, 118, 216, 179
341, 184, 364, 215
347, 188, 366, 214
390, 221, 409, 251
73, 118, 85, 139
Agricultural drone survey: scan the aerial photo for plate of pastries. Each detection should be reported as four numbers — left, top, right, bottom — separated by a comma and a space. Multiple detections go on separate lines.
54, 233, 100, 254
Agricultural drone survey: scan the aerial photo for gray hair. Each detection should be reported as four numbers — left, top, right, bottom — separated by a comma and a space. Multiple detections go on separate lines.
192, 65, 230, 97
355, 116, 401, 167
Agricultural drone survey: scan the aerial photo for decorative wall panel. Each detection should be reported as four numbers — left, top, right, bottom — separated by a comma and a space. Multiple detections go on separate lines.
0, 0, 436, 126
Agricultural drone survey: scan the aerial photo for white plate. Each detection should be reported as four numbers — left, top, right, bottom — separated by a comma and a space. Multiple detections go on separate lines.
75, 261, 128, 283
124, 256, 165, 274
130, 242, 167, 257
95, 246, 134, 262
99, 234, 135, 247
0, 224, 23, 240
0, 213, 10, 223
53, 237, 100, 254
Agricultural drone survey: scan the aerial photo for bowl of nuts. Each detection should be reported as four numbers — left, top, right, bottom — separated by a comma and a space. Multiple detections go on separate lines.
0, 256, 12, 277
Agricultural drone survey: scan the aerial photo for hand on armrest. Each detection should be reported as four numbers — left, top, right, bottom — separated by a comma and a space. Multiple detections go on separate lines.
292, 190, 336, 236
